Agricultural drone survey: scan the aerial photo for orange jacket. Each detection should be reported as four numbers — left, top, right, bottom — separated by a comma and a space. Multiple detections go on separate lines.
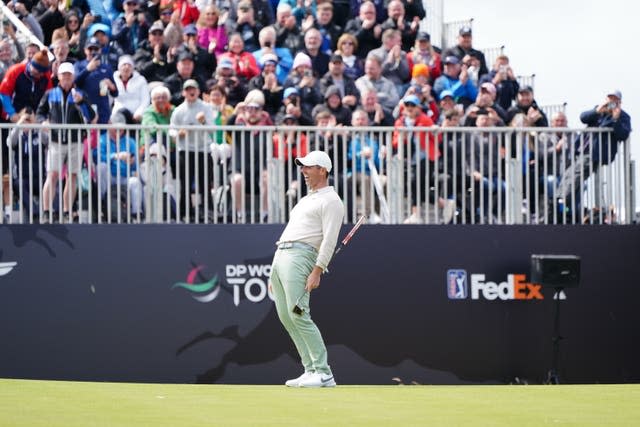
392, 112, 439, 161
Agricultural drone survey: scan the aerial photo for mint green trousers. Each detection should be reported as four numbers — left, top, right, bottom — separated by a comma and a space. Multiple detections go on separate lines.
270, 247, 332, 375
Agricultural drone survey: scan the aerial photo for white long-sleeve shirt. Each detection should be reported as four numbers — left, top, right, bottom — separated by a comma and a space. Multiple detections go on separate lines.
113, 71, 150, 119
277, 186, 345, 271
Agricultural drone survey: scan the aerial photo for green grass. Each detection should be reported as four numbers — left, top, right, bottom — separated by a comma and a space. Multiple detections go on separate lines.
0, 380, 639, 426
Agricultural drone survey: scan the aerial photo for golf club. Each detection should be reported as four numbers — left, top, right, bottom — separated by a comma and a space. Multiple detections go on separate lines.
293, 215, 367, 315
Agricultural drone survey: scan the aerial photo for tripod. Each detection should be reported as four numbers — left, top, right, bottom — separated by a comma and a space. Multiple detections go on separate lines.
546, 286, 564, 384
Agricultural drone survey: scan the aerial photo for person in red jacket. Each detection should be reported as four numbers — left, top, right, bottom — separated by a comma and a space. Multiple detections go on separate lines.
392, 94, 441, 223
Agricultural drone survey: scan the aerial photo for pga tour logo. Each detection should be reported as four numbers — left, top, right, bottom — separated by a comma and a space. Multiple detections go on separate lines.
447, 269, 468, 299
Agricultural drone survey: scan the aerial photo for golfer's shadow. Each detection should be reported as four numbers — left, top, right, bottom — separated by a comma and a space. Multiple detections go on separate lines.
176, 306, 293, 383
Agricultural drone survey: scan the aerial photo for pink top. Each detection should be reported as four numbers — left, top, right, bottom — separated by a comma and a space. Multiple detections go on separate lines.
197, 27, 228, 58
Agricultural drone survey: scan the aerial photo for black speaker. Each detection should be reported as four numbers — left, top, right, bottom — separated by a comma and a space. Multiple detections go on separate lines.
531, 255, 580, 288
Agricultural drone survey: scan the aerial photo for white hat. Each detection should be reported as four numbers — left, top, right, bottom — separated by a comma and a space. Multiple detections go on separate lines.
295, 150, 332, 173
607, 89, 622, 100
58, 62, 75, 75
292, 52, 312, 69
118, 55, 134, 68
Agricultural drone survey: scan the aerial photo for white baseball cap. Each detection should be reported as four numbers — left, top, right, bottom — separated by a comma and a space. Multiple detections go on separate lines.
58, 62, 75, 75
295, 150, 332, 173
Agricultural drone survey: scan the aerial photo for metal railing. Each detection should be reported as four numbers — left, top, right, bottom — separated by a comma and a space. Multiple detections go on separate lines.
0, 124, 634, 225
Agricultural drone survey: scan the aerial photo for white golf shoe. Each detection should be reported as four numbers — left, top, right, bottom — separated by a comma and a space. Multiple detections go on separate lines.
285, 371, 314, 387
298, 372, 336, 388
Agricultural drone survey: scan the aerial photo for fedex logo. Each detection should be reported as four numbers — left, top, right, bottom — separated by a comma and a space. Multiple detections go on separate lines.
471, 274, 543, 300
447, 270, 545, 301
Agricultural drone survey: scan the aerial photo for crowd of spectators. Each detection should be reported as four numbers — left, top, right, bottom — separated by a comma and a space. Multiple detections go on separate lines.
0, 0, 631, 224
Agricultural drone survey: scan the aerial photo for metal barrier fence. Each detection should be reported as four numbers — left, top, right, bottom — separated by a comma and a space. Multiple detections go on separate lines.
0, 124, 634, 225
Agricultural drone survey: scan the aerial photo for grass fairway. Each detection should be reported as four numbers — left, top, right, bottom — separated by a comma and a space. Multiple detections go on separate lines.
1, 379, 639, 426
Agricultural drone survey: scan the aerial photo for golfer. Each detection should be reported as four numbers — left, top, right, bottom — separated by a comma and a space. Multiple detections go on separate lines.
270, 150, 344, 388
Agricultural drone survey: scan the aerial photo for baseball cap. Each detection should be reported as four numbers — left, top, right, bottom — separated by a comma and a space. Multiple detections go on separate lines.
118, 55, 134, 68
85, 37, 100, 49
403, 94, 421, 106
416, 31, 430, 42
607, 89, 622, 100
149, 21, 164, 33
329, 54, 343, 63
184, 24, 197, 36
518, 85, 533, 93
459, 26, 472, 36
283, 87, 299, 98
177, 50, 194, 62
88, 23, 111, 38
444, 55, 460, 65
295, 150, 332, 173
260, 53, 278, 66
439, 89, 454, 100
480, 82, 496, 95
183, 79, 199, 90
218, 57, 234, 69
57, 62, 75, 75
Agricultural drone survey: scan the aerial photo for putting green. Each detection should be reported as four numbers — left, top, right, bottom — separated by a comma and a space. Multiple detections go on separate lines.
1, 379, 638, 426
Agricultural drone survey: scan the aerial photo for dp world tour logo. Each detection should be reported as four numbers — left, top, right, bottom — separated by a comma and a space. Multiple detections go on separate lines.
0, 261, 17, 278
171, 265, 221, 303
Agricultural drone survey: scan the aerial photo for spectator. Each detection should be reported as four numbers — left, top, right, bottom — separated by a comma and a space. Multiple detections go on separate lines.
37, 62, 96, 223
203, 83, 235, 145
96, 109, 143, 222
213, 56, 249, 106
171, 0, 200, 27
252, 26, 293, 85
439, 108, 465, 223
349, 0, 386, 25
10, 1, 44, 44
462, 82, 507, 126
276, 86, 313, 125
479, 55, 520, 112
7, 108, 49, 219
397, 80, 439, 123
335, 33, 364, 80
133, 21, 172, 82
273, 3, 303, 54
51, 12, 82, 60
196, 5, 228, 57
379, 0, 419, 52
282, 53, 322, 121
347, 108, 383, 223
112, 0, 150, 55
443, 26, 488, 79
359, 88, 394, 126
247, 52, 283, 118
226, 0, 274, 29
436, 89, 459, 125
279, 0, 316, 26
226, 0, 262, 53
177, 24, 217, 83
138, 137, 177, 221
556, 91, 631, 217
432, 55, 478, 109
344, 1, 382, 59
74, 37, 119, 124
164, 51, 205, 106
311, 85, 352, 126
169, 79, 216, 221
506, 85, 548, 127
141, 85, 175, 154
113, 55, 150, 122
230, 90, 273, 222
355, 55, 399, 114
0, 49, 53, 123
370, 29, 410, 97
312, 2, 342, 55
391, 94, 437, 224
0, 35, 21, 82
406, 31, 441, 84
272, 113, 308, 200
50, 39, 73, 85
86, 22, 123, 70
301, 28, 330, 77
163, 9, 186, 49
467, 109, 506, 222
219, 32, 260, 83
318, 54, 360, 111
39, 0, 69, 46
